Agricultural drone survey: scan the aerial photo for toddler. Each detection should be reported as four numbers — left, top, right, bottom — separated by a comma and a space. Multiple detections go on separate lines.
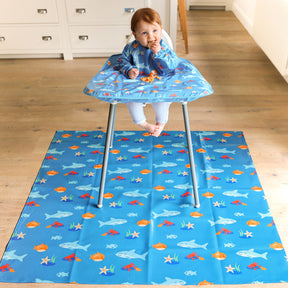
118, 8, 179, 137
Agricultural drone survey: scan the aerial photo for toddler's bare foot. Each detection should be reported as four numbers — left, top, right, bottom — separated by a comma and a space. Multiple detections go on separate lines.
152, 123, 165, 137
139, 121, 156, 134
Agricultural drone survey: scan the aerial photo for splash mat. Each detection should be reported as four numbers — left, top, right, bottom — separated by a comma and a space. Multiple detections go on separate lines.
1, 131, 287, 285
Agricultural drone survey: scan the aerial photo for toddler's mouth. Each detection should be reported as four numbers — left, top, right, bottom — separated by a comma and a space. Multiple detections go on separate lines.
148, 41, 155, 49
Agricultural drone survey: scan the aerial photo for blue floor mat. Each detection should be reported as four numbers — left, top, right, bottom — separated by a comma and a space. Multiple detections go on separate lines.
0, 131, 287, 285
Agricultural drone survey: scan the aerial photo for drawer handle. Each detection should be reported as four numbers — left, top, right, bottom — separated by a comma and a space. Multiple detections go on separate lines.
76, 8, 86, 14
125, 8, 135, 13
42, 36, 52, 41
37, 9, 48, 14
79, 35, 88, 41
0, 37, 5, 42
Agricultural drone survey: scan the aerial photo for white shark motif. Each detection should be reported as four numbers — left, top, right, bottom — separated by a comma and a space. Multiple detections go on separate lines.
200, 168, 224, 174
152, 209, 180, 219
98, 218, 127, 227
47, 148, 65, 155
123, 190, 150, 198
30, 191, 49, 199
116, 249, 148, 261
107, 168, 132, 175
151, 277, 186, 285
208, 216, 236, 226
3, 250, 28, 262
62, 163, 86, 169
128, 147, 151, 153
115, 132, 135, 137
236, 249, 268, 260
59, 241, 91, 251
174, 183, 193, 190
75, 184, 99, 191
45, 211, 73, 220
153, 162, 177, 168
258, 210, 272, 219
177, 240, 208, 250
223, 190, 248, 198
213, 148, 236, 154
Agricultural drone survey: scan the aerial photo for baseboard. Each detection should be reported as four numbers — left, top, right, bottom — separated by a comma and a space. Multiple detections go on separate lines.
232, 2, 254, 36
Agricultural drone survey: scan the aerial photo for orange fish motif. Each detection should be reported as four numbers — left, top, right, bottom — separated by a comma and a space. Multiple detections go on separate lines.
190, 212, 203, 218
137, 219, 150, 227
269, 242, 283, 250
103, 193, 114, 199
94, 164, 103, 169
154, 144, 164, 148
152, 242, 167, 250
62, 134, 72, 138
140, 169, 151, 174
153, 185, 165, 191
82, 213, 96, 219
251, 186, 263, 192
198, 280, 214, 285
69, 145, 79, 150
143, 132, 151, 136
54, 186, 66, 193
196, 148, 206, 153
238, 145, 248, 150
247, 219, 260, 227
34, 244, 48, 252
223, 133, 232, 137
47, 170, 58, 176
233, 170, 244, 175
202, 192, 214, 198
26, 221, 40, 228
212, 251, 227, 260
110, 149, 120, 154
90, 252, 105, 261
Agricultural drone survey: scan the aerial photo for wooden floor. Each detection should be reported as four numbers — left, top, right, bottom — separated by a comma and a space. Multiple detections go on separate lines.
1, 10, 288, 288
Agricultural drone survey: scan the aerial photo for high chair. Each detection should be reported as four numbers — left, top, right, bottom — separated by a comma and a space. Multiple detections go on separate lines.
84, 30, 213, 209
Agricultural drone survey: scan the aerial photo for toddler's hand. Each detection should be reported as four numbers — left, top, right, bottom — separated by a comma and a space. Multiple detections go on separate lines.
150, 41, 161, 54
128, 68, 139, 79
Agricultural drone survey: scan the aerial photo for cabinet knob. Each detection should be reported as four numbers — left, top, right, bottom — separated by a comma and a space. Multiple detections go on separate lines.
79, 35, 89, 41
42, 36, 52, 41
0, 37, 5, 42
125, 8, 135, 13
37, 9, 48, 14
76, 8, 86, 14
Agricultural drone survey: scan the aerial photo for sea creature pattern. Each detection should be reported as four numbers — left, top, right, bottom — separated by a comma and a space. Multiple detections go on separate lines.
0, 130, 287, 285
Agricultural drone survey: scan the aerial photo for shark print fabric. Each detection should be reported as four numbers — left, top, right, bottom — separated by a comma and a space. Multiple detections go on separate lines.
0, 130, 288, 285
83, 52, 213, 103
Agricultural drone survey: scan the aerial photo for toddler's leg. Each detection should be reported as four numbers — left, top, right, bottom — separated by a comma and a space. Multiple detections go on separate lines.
151, 102, 171, 137
126, 102, 156, 134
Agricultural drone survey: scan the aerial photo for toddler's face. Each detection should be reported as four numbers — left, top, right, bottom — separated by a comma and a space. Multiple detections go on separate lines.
133, 20, 162, 48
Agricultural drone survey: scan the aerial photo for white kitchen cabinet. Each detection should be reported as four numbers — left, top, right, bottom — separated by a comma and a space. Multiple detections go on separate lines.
0, 0, 177, 60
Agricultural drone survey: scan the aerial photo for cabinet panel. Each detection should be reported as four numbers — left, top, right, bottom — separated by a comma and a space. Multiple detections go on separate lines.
0, 26, 62, 51
69, 26, 130, 52
0, 0, 59, 24
66, 0, 145, 25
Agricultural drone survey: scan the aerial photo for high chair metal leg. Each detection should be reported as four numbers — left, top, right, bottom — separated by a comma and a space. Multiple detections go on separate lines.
182, 102, 200, 208
97, 103, 117, 208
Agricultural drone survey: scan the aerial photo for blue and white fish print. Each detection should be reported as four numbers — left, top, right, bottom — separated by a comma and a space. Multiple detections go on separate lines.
0, 130, 288, 285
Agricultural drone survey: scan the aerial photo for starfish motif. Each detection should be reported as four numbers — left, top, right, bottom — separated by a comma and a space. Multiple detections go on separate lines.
138, 138, 144, 142
182, 171, 189, 176
244, 231, 253, 238
99, 266, 109, 275
225, 265, 235, 273
178, 134, 184, 138
186, 222, 194, 229
56, 140, 62, 143
17, 232, 26, 239
213, 201, 221, 207
164, 255, 173, 263
163, 194, 170, 200
131, 231, 140, 238
88, 172, 95, 177
109, 202, 117, 208
74, 223, 83, 230
40, 178, 47, 184
230, 177, 237, 183
41, 256, 51, 265
135, 177, 142, 183
162, 150, 169, 155
75, 152, 82, 156
117, 156, 123, 161
61, 195, 69, 202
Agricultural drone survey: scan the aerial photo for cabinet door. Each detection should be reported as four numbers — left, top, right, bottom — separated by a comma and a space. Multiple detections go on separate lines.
253, 0, 288, 75
0, 0, 58, 24
0, 26, 62, 51
66, 0, 145, 25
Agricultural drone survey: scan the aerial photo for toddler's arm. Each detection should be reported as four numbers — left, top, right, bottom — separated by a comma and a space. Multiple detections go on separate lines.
151, 40, 179, 75
118, 43, 138, 78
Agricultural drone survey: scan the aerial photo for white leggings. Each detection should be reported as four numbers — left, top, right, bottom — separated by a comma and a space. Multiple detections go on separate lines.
126, 102, 171, 125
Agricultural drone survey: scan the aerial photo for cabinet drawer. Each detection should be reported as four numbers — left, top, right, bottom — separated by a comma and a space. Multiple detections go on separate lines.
69, 26, 130, 52
66, 0, 145, 25
0, 0, 58, 24
0, 26, 62, 51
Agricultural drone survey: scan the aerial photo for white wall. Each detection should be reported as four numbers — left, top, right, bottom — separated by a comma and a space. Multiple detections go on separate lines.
231, 0, 256, 35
